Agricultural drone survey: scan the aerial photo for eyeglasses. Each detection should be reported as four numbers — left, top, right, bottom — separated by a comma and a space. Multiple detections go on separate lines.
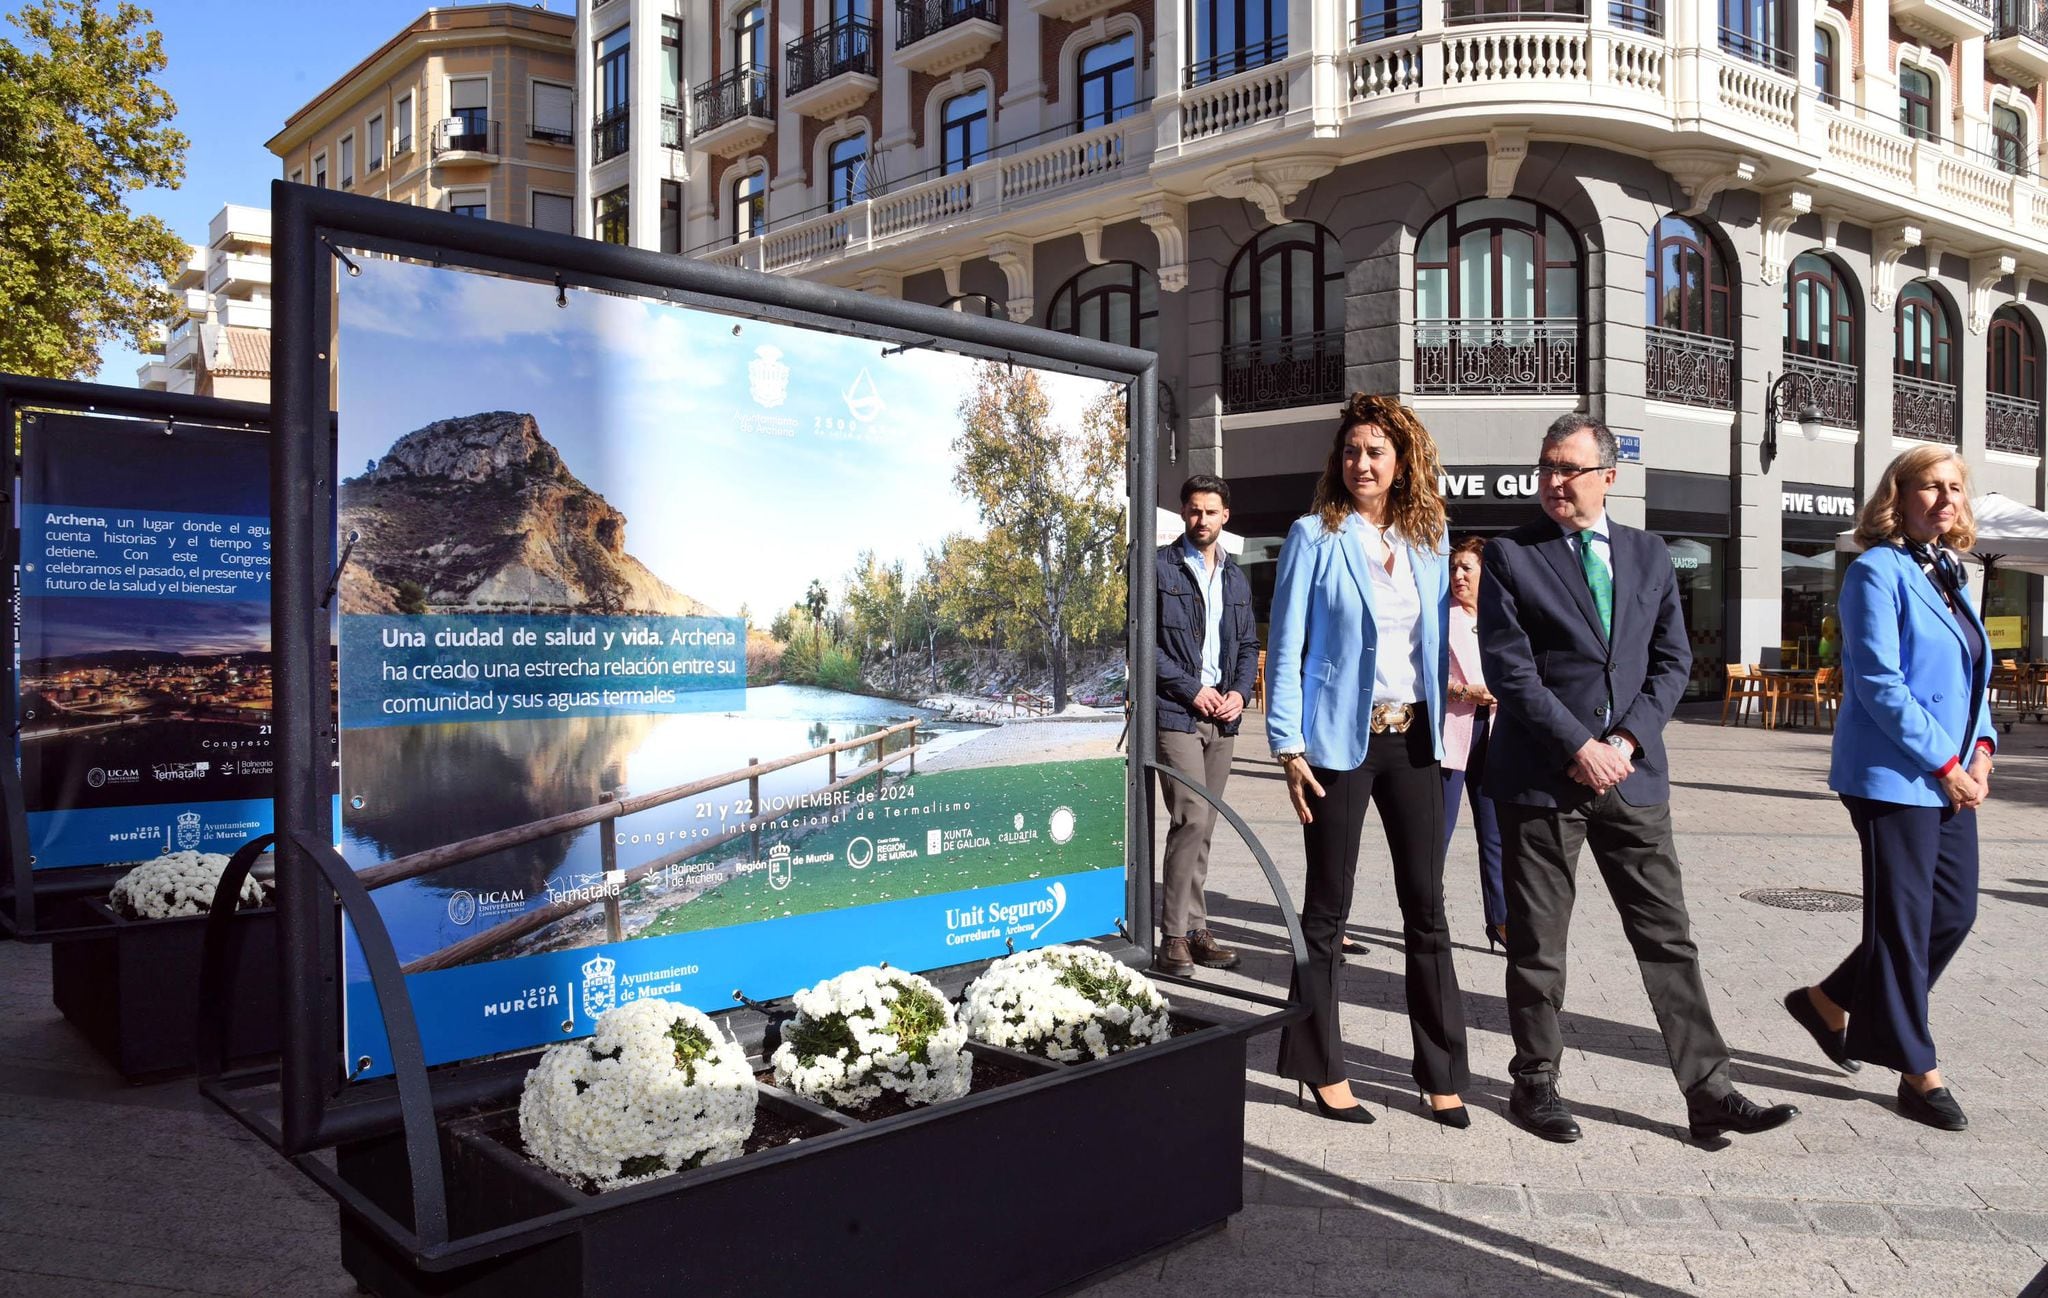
1532, 463, 1606, 482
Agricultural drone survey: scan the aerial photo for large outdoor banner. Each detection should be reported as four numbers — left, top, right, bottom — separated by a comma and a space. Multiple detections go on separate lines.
336, 258, 1131, 1075
17, 413, 273, 869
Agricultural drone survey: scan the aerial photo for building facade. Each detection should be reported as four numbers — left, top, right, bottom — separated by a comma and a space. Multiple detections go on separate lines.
138, 204, 273, 402
268, 4, 577, 234
605, 0, 2048, 681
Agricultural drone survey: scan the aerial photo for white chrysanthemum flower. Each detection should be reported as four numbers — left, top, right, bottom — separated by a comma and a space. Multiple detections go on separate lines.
770, 966, 972, 1112
519, 998, 758, 1192
107, 850, 267, 921
961, 945, 1172, 1063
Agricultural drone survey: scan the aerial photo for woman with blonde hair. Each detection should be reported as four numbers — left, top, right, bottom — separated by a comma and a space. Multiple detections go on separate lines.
1784, 445, 1995, 1131
1265, 393, 1470, 1128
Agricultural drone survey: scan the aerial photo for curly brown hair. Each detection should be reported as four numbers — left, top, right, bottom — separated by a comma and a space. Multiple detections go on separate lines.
1309, 393, 1447, 548
1852, 444, 1977, 552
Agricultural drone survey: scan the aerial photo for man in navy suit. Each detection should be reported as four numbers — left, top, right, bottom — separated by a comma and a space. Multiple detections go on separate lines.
1477, 413, 1800, 1144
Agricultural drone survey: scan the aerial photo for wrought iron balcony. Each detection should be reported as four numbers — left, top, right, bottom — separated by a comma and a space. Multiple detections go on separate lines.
592, 108, 629, 162
1445, 0, 1586, 23
432, 116, 498, 158
1414, 318, 1579, 395
1893, 374, 1960, 445
693, 66, 773, 134
661, 103, 684, 149
1354, 1, 1421, 42
1990, 0, 2048, 81
1718, 27, 1795, 74
1222, 329, 1347, 413
1987, 392, 2043, 455
898, 0, 998, 48
1186, 34, 1288, 88
1645, 327, 1734, 409
1996, 0, 2048, 39
789, 17, 878, 93
1783, 353, 1862, 428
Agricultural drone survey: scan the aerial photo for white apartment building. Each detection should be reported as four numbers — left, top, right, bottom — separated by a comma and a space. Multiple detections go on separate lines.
581, 0, 2048, 681
138, 204, 273, 403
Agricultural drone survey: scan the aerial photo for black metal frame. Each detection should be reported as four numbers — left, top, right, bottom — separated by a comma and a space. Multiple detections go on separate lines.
209, 180, 1308, 1276
0, 375, 268, 941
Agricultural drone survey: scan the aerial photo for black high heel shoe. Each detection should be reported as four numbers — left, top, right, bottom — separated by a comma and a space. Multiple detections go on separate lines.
1297, 1082, 1376, 1124
1420, 1093, 1472, 1129
1485, 924, 1507, 953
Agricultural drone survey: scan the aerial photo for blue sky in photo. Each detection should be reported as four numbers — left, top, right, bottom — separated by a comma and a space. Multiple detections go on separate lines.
83, 1, 576, 385
337, 257, 1118, 619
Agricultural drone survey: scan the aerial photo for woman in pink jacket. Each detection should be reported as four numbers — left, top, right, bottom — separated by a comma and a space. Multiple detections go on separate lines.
1441, 536, 1506, 952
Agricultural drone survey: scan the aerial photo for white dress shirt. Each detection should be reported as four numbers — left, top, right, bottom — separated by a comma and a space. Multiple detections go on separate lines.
1355, 520, 1422, 706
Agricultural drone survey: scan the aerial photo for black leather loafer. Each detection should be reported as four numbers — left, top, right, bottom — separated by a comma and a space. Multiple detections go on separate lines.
1688, 1089, 1800, 1140
1509, 1079, 1582, 1143
1782, 988, 1861, 1073
1897, 1081, 1968, 1131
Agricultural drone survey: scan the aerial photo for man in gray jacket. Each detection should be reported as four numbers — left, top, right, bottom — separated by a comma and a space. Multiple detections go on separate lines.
1154, 474, 1260, 975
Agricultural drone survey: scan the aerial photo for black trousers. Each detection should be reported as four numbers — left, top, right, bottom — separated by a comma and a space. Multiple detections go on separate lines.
1498, 791, 1732, 1101
1817, 796, 1978, 1075
1277, 724, 1469, 1094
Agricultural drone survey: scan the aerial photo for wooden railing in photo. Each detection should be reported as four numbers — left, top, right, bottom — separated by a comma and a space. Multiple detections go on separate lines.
350, 718, 924, 974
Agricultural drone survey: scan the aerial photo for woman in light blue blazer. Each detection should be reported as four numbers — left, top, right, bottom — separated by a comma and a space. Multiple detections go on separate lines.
1266, 393, 1469, 1128
1785, 445, 1995, 1133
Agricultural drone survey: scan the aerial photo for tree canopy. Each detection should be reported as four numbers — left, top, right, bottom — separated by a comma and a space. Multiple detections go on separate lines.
0, 0, 188, 379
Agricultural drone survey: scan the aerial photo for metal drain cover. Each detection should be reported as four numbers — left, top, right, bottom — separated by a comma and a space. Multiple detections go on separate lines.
1741, 888, 1863, 912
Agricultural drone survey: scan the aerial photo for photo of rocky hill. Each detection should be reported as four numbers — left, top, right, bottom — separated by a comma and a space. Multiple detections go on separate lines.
338, 410, 714, 616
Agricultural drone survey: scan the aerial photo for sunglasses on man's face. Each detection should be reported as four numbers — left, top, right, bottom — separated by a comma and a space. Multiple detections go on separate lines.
1533, 463, 1606, 482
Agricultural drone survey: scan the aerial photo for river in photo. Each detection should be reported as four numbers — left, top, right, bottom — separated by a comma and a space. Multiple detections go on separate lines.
340, 684, 978, 968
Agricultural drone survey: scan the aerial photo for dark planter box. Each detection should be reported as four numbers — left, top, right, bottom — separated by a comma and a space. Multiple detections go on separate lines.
335, 1013, 1246, 1298
50, 899, 281, 1082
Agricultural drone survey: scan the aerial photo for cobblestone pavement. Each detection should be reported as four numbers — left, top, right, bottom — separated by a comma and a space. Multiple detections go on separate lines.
3, 714, 2047, 1296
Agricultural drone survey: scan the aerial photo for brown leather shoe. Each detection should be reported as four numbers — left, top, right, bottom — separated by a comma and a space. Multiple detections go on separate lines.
1188, 929, 1240, 970
1153, 935, 1195, 975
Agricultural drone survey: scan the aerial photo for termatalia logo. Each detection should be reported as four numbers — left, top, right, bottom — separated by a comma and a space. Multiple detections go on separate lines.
152, 761, 211, 781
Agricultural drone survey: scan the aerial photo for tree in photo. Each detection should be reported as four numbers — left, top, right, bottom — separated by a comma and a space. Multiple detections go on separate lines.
952, 366, 1128, 711
0, 0, 188, 378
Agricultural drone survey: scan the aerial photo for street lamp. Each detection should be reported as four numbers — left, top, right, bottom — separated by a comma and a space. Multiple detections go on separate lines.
1761, 370, 1825, 473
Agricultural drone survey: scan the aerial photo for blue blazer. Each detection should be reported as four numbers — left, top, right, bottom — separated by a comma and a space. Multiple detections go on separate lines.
1263, 513, 1449, 771
1829, 544, 1996, 806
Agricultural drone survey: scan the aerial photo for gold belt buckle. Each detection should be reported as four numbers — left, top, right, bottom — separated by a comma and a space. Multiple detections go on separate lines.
1371, 702, 1413, 734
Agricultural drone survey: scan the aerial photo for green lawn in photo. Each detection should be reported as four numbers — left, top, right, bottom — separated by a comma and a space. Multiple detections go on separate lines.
634, 757, 1125, 937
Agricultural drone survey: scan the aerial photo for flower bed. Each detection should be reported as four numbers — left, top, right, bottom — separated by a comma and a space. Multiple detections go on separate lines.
770, 966, 973, 1112
962, 944, 1172, 1062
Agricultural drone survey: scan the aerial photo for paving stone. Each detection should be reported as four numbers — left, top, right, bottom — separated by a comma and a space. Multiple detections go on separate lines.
1614, 1193, 1717, 1229
1806, 1200, 1896, 1237
1707, 1195, 1812, 1234
1987, 1210, 2048, 1246
1436, 1183, 1527, 1219
1528, 1189, 1620, 1222
1889, 1204, 2000, 1241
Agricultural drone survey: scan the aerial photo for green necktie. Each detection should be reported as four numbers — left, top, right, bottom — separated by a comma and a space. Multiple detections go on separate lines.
1579, 530, 1612, 638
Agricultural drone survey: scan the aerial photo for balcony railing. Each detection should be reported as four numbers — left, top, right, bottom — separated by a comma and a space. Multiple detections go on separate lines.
1894, 373, 1960, 445
1718, 27, 1795, 74
1355, 1, 1422, 42
693, 66, 773, 134
1446, 0, 1586, 23
1223, 329, 1347, 412
1783, 353, 1862, 428
789, 16, 879, 92
592, 108, 629, 162
1996, 0, 2048, 41
1645, 326, 1734, 409
1415, 317, 1579, 395
1987, 392, 2043, 454
897, 0, 997, 49
432, 116, 498, 156
661, 102, 684, 149
531, 122, 573, 146
1609, 0, 1661, 34
1186, 33, 1289, 87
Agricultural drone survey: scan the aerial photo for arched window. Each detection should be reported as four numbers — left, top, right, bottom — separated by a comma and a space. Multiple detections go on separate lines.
1644, 215, 1734, 408
732, 168, 766, 243
1988, 305, 2043, 454
734, 3, 768, 69
939, 88, 989, 173
1813, 27, 1837, 105
1895, 280, 1958, 444
1047, 263, 1157, 351
1995, 103, 2029, 176
1077, 34, 1138, 129
827, 134, 870, 211
1899, 65, 1937, 142
1222, 222, 1344, 411
1782, 251, 1859, 428
1413, 198, 1580, 394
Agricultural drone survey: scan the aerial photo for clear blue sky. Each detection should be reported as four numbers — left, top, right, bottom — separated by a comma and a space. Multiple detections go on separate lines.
85, 0, 572, 385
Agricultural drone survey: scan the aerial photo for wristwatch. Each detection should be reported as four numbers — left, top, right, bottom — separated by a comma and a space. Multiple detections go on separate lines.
1605, 735, 1633, 758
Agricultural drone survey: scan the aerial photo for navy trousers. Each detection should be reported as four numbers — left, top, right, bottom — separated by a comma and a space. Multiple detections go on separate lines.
1440, 708, 1505, 927
1818, 796, 1979, 1075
